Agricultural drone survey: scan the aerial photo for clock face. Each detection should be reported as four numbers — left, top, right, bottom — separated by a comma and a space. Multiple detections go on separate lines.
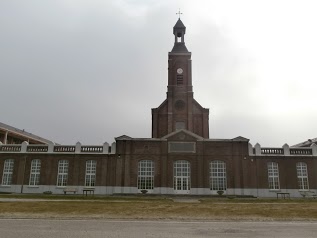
177, 68, 183, 74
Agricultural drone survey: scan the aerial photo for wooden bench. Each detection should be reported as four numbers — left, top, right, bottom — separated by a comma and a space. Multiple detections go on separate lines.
300, 191, 317, 199
83, 188, 95, 196
276, 192, 290, 199
63, 187, 78, 195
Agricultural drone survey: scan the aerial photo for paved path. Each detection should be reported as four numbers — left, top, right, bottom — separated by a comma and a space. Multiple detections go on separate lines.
0, 219, 317, 238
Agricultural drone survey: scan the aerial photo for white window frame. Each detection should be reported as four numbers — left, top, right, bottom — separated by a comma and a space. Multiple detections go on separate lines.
296, 162, 309, 191
210, 160, 227, 191
267, 162, 280, 190
173, 160, 191, 193
137, 160, 154, 191
85, 160, 97, 187
29, 159, 41, 186
56, 160, 69, 187
1, 159, 14, 186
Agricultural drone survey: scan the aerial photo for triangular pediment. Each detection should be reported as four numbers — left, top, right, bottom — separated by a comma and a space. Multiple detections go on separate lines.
162, 129, 204, 141
232, 136, 249, 142
115, 135, 133, 141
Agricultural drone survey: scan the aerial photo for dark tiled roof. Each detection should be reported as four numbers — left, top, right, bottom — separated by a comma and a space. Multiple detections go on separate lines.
174, 19, 186, 28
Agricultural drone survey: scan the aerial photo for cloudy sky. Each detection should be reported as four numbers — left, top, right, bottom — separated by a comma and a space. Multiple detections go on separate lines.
1, 0, 317, 147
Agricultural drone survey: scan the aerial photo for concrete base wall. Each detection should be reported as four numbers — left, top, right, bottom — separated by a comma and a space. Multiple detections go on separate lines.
1, 185, 315, 198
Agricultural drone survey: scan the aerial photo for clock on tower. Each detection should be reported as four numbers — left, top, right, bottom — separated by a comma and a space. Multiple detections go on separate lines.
151, 18, 209, 139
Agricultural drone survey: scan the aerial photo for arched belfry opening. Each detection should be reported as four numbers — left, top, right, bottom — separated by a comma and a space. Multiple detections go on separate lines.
171, 18, 188, 53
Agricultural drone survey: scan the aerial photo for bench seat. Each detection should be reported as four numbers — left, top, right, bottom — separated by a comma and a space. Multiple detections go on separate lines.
63, 188, 78, 195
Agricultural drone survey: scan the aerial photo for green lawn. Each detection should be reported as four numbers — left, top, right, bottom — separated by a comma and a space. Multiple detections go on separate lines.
0, 194, 316, 220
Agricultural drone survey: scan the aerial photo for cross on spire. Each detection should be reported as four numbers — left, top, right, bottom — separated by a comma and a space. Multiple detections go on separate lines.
176, 9, 183, 19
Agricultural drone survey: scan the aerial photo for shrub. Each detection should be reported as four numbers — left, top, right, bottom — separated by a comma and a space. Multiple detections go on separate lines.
140, 189, 148, 194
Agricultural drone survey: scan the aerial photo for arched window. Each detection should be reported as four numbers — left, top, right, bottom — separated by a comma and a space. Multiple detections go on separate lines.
1, 159, 14, 186
29, 159, 41, 186
267, 162, 280, 190
85, 160, 97, 187
138, 160, 154, 191
173, 160, 190, 193
210, 160, 227, 191
56, 160, 69, 187
297, 162, 309, 190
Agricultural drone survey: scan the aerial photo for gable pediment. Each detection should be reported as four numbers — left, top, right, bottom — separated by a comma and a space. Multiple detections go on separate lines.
115, 135, 133, 141
162, 129, 204, 141
232, 136, 249, 142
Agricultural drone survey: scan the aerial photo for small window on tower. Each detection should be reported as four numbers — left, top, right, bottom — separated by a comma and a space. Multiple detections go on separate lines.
177, 75, 183, 85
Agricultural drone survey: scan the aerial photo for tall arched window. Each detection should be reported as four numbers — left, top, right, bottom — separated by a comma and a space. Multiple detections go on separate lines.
56, 160, 69, 187
29, 159, 41, 186
138, 160, 154, 191
85, 160, 97, 187
1, 159, 14, 186
210, 160, 227, 191
297, 162, 309, 190
267, 162, 280, 190
173, 160, 190, 193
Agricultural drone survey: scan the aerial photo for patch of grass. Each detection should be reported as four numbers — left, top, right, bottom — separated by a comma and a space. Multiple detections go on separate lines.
0, 197, 317, 220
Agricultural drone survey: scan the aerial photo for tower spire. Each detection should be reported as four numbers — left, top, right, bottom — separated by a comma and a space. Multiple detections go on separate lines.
171, 16, 188, 53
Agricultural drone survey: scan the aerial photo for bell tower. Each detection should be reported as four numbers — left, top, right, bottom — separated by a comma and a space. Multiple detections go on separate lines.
152, 17, 209, 138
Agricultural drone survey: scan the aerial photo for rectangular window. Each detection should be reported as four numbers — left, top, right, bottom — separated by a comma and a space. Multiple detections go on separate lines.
57, 160, 69, 187
2, 159, 14, 186
173, 160, 190, 191
297, 162, 309, 190
210, 161, 227, 191
168, 142, 196, 153
29, 159, 41, 186
138, 160, 154, 190
267, 162, 280, 190
85, 160, 97, 187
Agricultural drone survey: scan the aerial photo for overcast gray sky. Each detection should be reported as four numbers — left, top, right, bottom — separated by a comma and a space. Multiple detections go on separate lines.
1, 0, 316, 147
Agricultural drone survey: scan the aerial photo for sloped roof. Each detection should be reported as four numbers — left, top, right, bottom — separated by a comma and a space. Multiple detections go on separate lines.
171, 43, 188, 52
292, 138, 317, 147
174, 19, 186, 29
0, 121, 55, 144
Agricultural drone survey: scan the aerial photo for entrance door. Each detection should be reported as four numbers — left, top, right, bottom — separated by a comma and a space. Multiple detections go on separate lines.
173, 160, 190, 194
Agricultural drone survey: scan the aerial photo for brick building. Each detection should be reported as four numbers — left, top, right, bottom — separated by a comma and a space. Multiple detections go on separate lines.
0, 19, 316, 197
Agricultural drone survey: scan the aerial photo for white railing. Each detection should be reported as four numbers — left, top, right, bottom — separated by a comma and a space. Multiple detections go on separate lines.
249, 143, 317, 156
0, 141, 116, 154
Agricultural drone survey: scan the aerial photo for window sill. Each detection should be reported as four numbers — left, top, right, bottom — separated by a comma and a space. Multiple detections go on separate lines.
0, 185, 11, 188
28, 186, 39, 188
